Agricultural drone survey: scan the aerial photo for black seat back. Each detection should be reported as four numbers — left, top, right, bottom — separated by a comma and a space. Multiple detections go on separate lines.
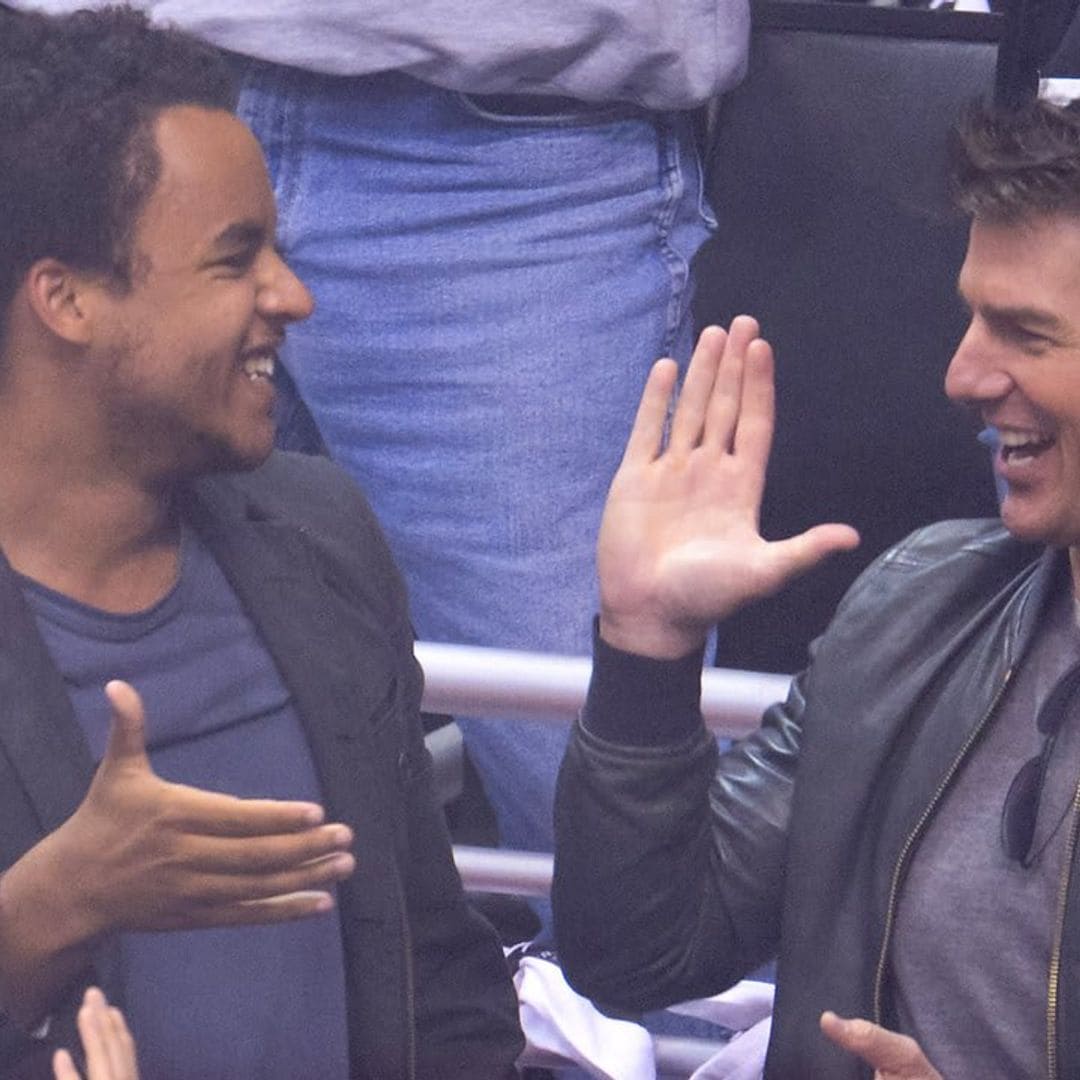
697, 2, 1003, 672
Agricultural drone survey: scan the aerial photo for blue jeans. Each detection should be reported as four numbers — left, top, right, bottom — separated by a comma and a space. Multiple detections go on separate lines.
235, 64, 716, 865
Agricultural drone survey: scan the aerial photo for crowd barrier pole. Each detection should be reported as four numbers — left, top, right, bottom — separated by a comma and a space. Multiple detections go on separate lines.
417, 640, 791, 739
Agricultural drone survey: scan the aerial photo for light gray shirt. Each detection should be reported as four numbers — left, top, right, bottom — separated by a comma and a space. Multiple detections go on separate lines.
891, 582, 1080, 1079
8, 1, 749, 108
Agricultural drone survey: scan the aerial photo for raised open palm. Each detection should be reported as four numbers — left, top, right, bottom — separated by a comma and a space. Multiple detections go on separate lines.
598, 317, 860, 659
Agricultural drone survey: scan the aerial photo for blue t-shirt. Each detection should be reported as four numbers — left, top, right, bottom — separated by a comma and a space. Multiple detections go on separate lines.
20, 529, 351, 1080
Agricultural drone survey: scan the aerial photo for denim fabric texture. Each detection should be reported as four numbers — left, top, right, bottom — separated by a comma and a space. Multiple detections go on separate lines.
236, 64, 717, 877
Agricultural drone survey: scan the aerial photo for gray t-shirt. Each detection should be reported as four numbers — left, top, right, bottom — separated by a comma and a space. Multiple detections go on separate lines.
891, 582, 1080, 1079
6, 0, 749, 108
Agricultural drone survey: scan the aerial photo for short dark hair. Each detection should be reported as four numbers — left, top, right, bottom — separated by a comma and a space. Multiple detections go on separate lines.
0, 4, 236, 333
951, 98, 1080, 222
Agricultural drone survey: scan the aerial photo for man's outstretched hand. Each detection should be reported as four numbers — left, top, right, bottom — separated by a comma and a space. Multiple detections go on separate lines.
0, 680, 355, 1026
598, 317, 860, 659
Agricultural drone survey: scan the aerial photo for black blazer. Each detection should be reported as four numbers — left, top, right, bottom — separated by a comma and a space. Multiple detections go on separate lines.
0, 451, 522, 1079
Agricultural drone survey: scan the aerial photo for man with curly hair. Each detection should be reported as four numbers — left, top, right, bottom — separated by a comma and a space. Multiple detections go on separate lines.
554, 98, 1080, 1080
0, 8, 521, 1078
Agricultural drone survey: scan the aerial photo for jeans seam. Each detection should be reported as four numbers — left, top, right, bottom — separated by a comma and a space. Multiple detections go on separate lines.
653, 117, 693, 360
241, 67, 307, 255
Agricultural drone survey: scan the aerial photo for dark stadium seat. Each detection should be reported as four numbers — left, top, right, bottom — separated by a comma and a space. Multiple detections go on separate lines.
697, 1, 1004, 673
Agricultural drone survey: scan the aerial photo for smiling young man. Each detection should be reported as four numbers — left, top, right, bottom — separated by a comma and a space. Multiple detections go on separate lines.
0, 8, 520, 1078
554, 100, 1080, 1079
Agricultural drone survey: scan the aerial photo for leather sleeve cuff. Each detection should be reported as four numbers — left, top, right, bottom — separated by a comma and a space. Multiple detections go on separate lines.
582, 617, 705, 747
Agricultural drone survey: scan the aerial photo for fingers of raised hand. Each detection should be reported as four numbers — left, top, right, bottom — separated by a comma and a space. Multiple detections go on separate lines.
669, 325, 728, 453
820, 1012, 941, 1080
729, 336, 775, 464
699, 315, 761, 454
623, 357, 679, 467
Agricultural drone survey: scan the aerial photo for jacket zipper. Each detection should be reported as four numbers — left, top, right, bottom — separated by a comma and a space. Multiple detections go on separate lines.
1046, 773, 1080, 1080
395, 860, 417, 1080
872, 668, 1014, 1025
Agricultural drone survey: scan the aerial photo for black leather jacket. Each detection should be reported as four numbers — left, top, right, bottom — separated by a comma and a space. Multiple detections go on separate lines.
554, 519, 1079, 1079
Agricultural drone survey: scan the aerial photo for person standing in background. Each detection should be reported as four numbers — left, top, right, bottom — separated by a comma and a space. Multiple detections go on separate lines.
3, 0, 750, 871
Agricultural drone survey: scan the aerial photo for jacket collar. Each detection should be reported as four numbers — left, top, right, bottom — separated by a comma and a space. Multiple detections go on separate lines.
178, 475, 401, 919
0, 552, 94, 834
0, 470, 401, 919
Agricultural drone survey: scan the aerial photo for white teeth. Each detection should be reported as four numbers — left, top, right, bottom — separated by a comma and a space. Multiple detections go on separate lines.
997, 428, 1054, 462
242, 352, 275, 381
999, 430, 1050, 448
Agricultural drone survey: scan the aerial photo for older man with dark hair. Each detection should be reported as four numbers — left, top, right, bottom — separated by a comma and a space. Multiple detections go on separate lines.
0, 8, 521, 1078
554, 96, 1080, 1080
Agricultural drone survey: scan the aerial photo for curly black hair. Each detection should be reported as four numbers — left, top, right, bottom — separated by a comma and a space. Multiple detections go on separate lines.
951, 97, 1080, 222
0, 4, 236, 334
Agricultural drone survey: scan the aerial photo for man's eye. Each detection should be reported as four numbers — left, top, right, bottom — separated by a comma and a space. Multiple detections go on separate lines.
216, 251, 255, 271
1012, 327, 1050, 350
990, 319, 1050, 352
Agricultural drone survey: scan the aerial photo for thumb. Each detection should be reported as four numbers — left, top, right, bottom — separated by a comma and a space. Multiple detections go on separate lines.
102, 680, 150, 769
820, 1011, 938, 1078
764, 523, 860, 592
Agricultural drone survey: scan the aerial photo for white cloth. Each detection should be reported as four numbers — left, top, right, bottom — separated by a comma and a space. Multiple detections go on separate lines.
512, 951, 772, 1080
671, 982, 773, 1080
6, 0, 749, 108
513, 953, 656, 1079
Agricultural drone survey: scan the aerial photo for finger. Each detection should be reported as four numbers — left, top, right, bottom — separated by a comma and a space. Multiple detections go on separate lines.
51, 1049, 81, 1080
155, 782, 328, 836
103, 1006, 138, 1080
702, 315, 759, 452
171, 888, 340, 929
77, 987, 112, 1077
178, 823, 353, 874
731, 336, 776, 474
101, 681, 150, 769
621, 358, 679, 466
758, 524, 861, 597
820, 1012, 938, 1077
170, 850, 356, 910
669, 325, 726, 452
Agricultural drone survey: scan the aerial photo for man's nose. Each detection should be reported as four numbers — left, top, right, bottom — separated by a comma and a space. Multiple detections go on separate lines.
943, 322, 1013, 404
259, 252, 315, 324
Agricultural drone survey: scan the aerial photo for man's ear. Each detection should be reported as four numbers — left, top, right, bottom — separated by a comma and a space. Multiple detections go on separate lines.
23, 258, 104, 346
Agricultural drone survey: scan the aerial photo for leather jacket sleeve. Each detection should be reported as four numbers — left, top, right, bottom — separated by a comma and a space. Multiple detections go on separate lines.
553, 657, 806, 1013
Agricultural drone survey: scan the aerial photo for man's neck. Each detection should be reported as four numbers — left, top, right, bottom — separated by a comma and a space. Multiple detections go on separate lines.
0, 468, 183, 614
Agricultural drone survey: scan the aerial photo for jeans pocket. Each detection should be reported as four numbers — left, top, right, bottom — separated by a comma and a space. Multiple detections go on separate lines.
696, 144, 719, 232
454, 90, 629, 128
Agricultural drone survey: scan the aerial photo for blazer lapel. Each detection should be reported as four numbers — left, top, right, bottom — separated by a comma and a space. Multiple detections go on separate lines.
182, 484, 403, 921
0, 555, 95, 837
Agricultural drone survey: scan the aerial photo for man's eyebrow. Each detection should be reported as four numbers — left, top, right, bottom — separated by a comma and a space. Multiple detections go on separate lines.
983, 304, 1064, 332
209, 221, 267, 251
956, 289, 1064, 332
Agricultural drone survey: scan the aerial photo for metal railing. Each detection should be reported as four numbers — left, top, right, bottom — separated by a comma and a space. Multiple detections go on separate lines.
416, 640, 791, 739
420, 641, 784, 1078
